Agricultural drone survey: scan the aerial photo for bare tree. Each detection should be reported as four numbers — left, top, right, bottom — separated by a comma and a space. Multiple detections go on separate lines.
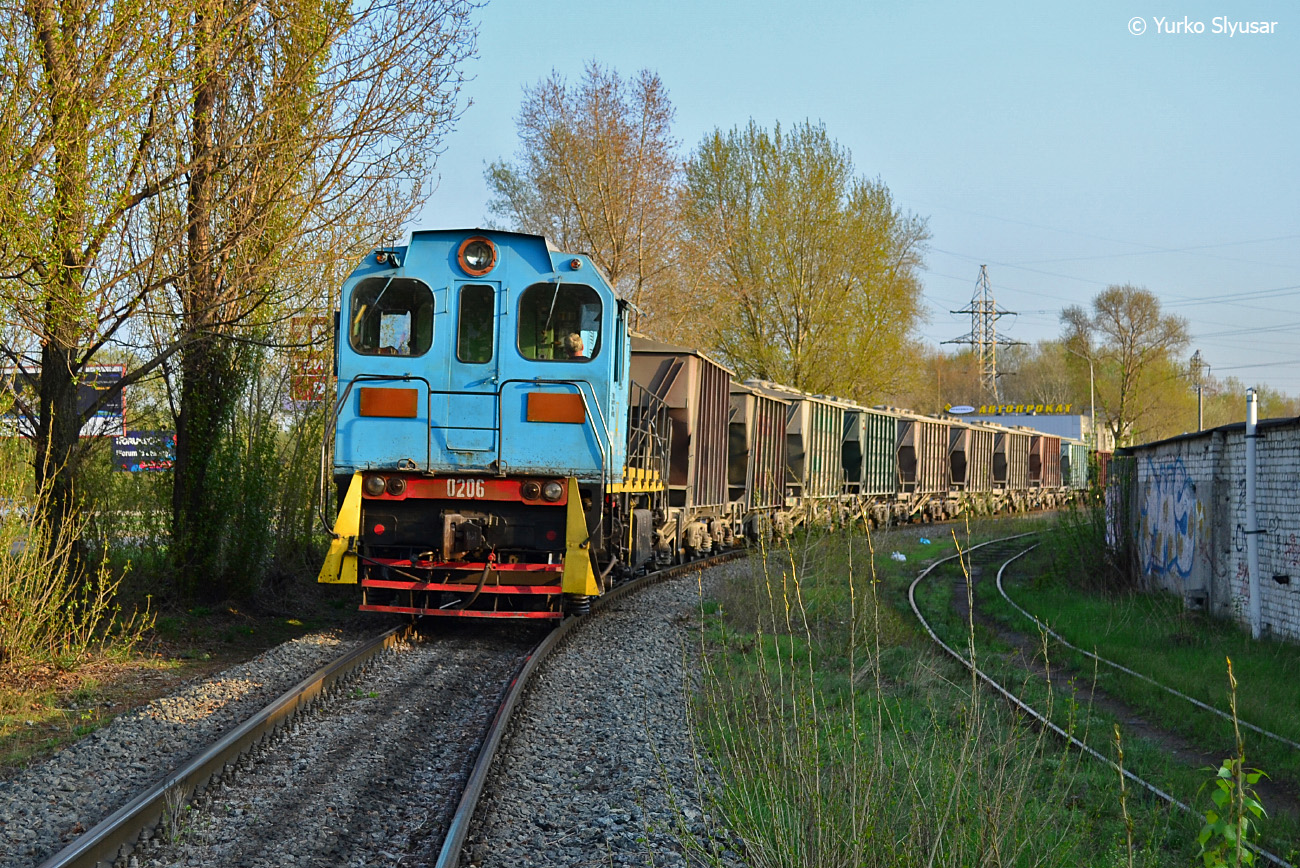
486, 62, 683, 334
1061, 285, 1190, 446
683, 120, 928, 401
1000, 340, 1076, 407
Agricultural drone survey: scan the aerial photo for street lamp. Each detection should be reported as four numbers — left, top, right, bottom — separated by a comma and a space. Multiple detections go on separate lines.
1065, 347, 1096, 449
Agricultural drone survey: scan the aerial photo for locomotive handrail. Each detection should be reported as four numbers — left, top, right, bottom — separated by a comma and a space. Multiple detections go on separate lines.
628, 378, 671, 482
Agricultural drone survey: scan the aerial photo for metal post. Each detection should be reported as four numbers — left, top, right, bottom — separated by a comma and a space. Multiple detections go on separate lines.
1246, 388, 1261, 639
1191, 349, 1205, 432
1088, 361, 1096, 449
1066, 347, 1096, 449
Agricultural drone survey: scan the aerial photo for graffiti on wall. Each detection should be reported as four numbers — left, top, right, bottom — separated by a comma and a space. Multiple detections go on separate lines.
1138, 456, 1204, 580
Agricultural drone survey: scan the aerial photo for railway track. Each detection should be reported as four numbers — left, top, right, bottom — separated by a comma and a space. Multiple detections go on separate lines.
908, 535, 1295, 868
35, 550, 742, 868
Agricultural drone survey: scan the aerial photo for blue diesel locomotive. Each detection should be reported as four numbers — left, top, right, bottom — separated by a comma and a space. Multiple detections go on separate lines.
318, 230, 668, 619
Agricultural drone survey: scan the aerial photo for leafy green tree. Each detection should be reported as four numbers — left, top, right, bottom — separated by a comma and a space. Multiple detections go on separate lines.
682, 120, 928, 400
0, 0, 477, 599
486, 62, 683, 336
161, 0, 477, 598
1061, 285, 1191, 446
0, 0, 191, 554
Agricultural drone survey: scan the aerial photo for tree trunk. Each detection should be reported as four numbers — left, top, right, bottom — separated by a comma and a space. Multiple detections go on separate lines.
34, 340, 83, 563
171, 3, 243, 600
172, 335, 241, 598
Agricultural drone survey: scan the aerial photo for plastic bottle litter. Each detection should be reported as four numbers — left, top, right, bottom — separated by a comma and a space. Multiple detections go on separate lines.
890, 551, 907, 562
919, 538, 931, 545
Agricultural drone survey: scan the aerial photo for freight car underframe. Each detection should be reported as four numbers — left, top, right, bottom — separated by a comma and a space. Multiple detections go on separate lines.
739, 486, 1076, 535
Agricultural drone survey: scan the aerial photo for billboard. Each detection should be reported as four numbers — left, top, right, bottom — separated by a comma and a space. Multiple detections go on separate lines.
289, 315, 333, 404
1, 365, 125, 437
112, 430, 176, 471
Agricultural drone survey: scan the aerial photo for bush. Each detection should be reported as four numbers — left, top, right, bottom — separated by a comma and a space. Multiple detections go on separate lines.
0, 462, 151, 672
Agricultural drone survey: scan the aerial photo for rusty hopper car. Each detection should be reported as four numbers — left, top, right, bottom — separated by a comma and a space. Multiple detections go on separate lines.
1094, 450, 1113, 488
1061, 438, 1089, 490
948, 419, 995, 493
992, 427, 1030, 491
897, 411, 951, 496
744, 381, 847, 501
1028, 432, 1063, 488
843, 404, 899, 500
630, 336, 732, 512
728, 382, 789, 517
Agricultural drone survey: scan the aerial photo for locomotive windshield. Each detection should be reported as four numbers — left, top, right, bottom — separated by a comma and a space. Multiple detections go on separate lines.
517, 283, 601, 362
349, 277, 433, 356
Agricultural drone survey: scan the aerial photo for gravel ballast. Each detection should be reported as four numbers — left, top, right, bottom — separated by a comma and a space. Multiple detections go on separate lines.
0, 629, 372, 868
465, 564, 745, 868
1, 563, 746, 868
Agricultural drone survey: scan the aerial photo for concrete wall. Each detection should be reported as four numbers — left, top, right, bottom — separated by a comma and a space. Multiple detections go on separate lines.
1119, 417, 1300, 640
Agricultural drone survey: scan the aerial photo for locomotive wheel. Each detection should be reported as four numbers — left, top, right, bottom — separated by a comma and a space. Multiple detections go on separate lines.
563, 594, 591, 616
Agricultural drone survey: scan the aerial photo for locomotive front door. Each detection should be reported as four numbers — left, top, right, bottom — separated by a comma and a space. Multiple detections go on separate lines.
441, 281, 502, 464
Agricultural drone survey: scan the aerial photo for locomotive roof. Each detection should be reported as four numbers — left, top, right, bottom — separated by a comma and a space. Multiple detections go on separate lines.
408, 227, 561, 252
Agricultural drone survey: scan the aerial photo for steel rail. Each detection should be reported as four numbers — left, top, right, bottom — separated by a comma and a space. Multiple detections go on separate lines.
995, 545, 1300, 753
433, 548, 746, 868
907, 538, 1293, 868
37, 624, 414, 868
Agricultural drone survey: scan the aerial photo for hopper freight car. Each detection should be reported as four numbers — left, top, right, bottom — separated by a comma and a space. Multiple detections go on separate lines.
1028, 431, 1063, 495
896, 410, 952, 520
1061, 438, 1089, 490
728, 381, 789, 534
843, 404, 899, 525
948, 419, 996, 514
630, 336, 737, 558
744, 381, 850, 520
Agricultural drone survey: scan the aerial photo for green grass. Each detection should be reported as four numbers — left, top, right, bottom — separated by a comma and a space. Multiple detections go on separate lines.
691, 517, 1194, 868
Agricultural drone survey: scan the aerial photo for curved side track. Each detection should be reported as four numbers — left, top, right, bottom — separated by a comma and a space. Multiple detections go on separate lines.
994, 548, 1300, 753
433, 549, 745, 868
37, 625, 413, 868
907, 537, 1293, 868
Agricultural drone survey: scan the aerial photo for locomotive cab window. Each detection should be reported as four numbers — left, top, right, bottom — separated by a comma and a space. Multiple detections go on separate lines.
457, 284, 495, 363
517, 283, 601, 362
349, 277, 433, 356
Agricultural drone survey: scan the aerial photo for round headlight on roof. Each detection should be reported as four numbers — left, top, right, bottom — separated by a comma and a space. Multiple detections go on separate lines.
458, 236, 497, 276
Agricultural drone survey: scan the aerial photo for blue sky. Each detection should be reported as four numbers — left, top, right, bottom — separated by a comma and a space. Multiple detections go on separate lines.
415, 0, 1300, 394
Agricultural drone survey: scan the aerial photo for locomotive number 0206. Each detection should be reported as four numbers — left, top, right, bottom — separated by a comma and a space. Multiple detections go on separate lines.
444, 478, 486, 498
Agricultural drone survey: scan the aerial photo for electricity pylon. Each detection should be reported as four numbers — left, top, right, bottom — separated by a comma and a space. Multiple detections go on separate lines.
943, 265, 1021, 403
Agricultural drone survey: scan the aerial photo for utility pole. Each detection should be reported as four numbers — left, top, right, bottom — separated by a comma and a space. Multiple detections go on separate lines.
1065, 347, 1096, 449
1191, 350, 1208, 432
944, 265, 1021, 403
